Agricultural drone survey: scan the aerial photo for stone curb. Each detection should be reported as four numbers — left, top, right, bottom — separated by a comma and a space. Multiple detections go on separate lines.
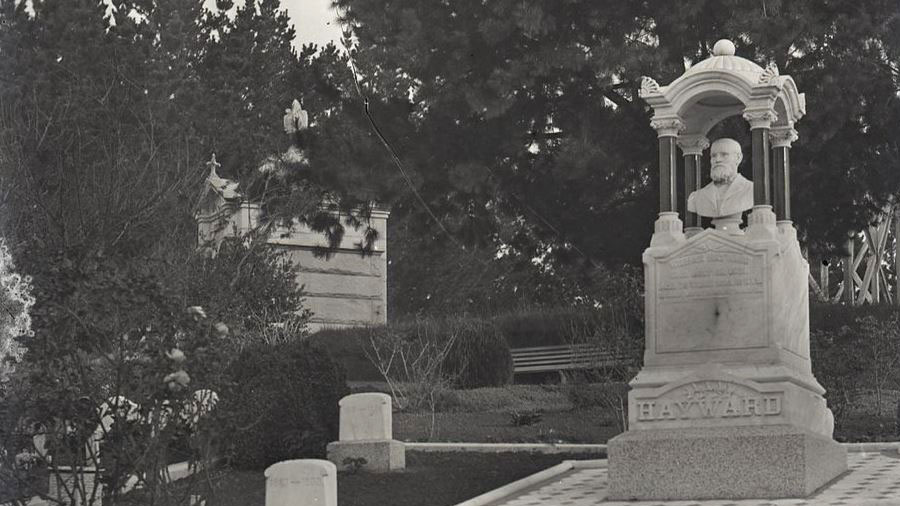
406, 441, 900, 455
843, 441, 900, 453
452, 460, 575, 506
405, 442, 608, 454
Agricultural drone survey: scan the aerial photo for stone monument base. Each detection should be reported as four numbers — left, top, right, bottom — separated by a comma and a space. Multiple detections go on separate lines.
607, 425, 847, 500
326, 439, 405, 472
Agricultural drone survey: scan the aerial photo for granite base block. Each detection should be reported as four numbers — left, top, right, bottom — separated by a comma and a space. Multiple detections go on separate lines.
326, 439, 405, 472
607, 425, 847, 500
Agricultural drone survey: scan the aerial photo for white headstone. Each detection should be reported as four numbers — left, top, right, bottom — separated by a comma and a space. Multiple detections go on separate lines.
265, 460, 336, 506
339, 393, 392, 441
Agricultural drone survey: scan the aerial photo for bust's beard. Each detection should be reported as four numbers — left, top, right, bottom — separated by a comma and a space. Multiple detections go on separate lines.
711, 165, 737, 185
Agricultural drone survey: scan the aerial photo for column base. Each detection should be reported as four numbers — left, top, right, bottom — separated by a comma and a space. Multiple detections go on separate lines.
747, 205, 777, 240
650, 212, 685, 247
608, 425, 847, 501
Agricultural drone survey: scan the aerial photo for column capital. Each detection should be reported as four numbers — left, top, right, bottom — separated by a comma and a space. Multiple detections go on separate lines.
769, 127, 799, 148
649, 117, 684, 137
742, 110, 778, 130
676, 136, 710, 156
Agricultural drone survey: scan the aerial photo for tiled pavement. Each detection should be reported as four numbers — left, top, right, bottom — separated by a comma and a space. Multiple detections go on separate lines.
485, 451, 900, 506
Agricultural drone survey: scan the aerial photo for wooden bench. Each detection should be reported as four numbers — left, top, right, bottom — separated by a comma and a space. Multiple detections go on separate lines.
510, 344, 632, 374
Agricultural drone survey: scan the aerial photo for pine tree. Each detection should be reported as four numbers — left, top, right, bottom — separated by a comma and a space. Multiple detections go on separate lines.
335, 0, 900, 270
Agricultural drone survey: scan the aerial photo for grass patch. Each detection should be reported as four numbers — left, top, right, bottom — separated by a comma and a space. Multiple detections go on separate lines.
153, 451, 604, 506
438, 384, 573, 413
395, 407, 621, 444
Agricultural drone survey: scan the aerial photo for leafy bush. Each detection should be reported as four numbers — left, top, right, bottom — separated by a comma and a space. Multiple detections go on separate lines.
223, 338, 348, 470
810, 303, 900, 424
566, 382, 629, 431
178, 236, 311, 350
443, 317, 512, 389
3, 249, 231, 505
309, 327, 383, 382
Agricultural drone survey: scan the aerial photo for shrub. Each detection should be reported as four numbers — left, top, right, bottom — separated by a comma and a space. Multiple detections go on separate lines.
309, 327, 384, 382
810, 303, 900, 424
223, 338, 348, 470
3, 249, 231, 505
494, 307, 585, 348
566, 382, 629, 431
178, 236, 311, 350
443, 317, 513, 389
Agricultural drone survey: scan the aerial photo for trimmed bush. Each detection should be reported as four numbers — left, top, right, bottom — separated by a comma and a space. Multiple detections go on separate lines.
443, 318, 513, 389
309, 327, 384, 382
222, 338, 349, 470
810, 302, 900, 424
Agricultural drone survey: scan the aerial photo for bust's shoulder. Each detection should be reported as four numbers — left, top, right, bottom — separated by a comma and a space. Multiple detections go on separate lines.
733, 174, 754, 189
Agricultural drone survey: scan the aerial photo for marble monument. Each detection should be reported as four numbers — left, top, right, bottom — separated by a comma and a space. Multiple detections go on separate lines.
607, 39, 846, 500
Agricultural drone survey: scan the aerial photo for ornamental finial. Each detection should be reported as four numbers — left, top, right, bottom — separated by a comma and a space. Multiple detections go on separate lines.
283, 99, 309, 134
713, 39, 735, 57
206, 153, 221, 175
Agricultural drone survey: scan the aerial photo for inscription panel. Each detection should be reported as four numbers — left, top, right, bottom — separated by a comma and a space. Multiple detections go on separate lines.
655, 242, 767, 353
634, 380, 782, 423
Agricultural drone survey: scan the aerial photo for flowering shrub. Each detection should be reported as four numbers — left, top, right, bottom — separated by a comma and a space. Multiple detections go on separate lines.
0, 250, 233, 505
0, 240, 34, 377
178, 236, 311, 350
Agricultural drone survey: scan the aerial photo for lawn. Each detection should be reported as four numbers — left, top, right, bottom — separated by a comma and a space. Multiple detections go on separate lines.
140, 451, 604, 506
395, 407, 621, 443
377, 384, 900, 444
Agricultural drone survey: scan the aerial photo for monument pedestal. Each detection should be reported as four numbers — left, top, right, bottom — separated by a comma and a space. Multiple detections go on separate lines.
608, 425, 847, 500
608, 226, 846, 500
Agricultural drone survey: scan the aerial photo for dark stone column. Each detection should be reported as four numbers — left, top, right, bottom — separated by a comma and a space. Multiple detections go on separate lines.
650, 118, 683, 214
751, 128, 771, 206
743, 111, 778, 239
658, 136, 677, 213
677, 136, 709, 231
648, 118, 685, 247
769, 127, 798, 222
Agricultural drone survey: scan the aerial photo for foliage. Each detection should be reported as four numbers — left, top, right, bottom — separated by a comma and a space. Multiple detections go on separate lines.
810, 303, 900, 425
0, 240, 33, 378
362, 322, 458, 415
508, 409, 543, 427
342, 456, 368, 474
566, 382, 630, 432
335, 0, 900, 298
176, 236, 311, 350
0, 249, 230, 505
309, 327, 384, 382
222, 338, 348, 470
442, 317, 513, 389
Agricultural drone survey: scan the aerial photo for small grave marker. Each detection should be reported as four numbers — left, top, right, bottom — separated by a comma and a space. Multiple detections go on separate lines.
265, 460, 337, 506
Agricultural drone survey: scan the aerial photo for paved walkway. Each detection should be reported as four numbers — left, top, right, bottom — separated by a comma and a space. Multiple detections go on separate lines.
483, 451, 900, 506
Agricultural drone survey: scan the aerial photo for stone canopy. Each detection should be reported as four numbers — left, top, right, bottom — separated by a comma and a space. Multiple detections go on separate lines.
639, 39, 806, 139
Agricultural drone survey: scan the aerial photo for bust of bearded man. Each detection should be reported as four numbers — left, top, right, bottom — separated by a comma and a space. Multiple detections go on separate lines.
687, 138, 754, 219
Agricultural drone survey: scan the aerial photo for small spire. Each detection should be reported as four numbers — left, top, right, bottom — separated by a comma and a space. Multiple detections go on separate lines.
206, 153, 221, 175
283, 99, 309, 134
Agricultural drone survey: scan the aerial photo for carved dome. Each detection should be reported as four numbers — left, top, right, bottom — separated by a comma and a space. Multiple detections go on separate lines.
669, 39, 764, 89
639, 39, 804, 136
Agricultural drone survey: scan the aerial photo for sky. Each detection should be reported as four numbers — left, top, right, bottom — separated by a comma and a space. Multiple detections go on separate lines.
281, 0, 345, 49
21, 0, 344, 50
